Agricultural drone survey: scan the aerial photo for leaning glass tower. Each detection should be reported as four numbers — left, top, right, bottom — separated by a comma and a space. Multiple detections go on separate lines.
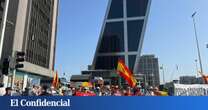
92, 0, 151, 74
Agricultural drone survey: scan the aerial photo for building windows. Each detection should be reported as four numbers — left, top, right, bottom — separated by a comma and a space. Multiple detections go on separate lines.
108, 0, 123, 19
128, 55, 136, 72
126, 0, 148, 17
93, 0, 150, 75
26, 0, 53, 68
127, 20, 144, 51
99, 21, 124, 53
137, 55, 160, 86
95, 56, 124, 70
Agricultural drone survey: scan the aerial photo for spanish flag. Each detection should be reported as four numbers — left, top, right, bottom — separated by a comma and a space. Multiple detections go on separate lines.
198, 71, 208, 84
117, 59, 137, 88
202, 76, 208, 84
52, 71, 59, 88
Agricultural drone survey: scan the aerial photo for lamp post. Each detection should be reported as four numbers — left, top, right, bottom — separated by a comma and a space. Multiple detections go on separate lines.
160, 65, 165, 84
195, 59, 199, 77
191, 12, 204, 74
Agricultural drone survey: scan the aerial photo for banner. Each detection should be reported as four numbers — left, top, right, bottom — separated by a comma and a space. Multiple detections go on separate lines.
174, 84, 208, 96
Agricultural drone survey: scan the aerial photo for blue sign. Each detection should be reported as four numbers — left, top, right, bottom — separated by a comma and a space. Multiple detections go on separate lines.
0, 96, 206, 110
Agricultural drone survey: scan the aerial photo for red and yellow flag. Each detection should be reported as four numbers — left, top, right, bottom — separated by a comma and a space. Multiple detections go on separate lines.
117, 59, 137, 88
198, 71, 208, 84
202, 75, 208, 84
52, 71, 59, 88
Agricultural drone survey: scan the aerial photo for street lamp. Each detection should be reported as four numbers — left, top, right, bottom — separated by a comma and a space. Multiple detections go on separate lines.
195, 59, 199, 77
191, 12, 204, 74
160, 65, 165, 84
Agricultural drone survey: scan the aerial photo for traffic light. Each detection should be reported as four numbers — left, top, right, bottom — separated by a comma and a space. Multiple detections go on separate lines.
2, 58, 9, 75
15, 51, 25, 69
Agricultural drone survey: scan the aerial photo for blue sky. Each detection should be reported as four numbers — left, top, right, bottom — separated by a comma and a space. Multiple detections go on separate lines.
55, 0, 208, 82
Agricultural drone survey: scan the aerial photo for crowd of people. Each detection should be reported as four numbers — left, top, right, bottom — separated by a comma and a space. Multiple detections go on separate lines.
68, 84, 168, 96
1, 83, 168, 96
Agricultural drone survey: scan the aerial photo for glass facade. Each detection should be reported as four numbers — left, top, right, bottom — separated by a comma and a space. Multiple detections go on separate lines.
138, 55, 160, 86
93, 0, 150, 74
0, 0, 5, 25
127, 20, 144, 51
127, 0, 148, 17
1, 0, 20, 63
95, 56, 124, 70
99, 22, 124, 53
107, 0, 123, 19
128, 55, 136, 71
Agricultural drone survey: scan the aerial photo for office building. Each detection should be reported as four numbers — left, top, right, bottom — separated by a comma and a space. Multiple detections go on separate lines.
179, 76, 203, 84
138, 55, 160, 87
0, 0, 59, 89
92, 0, 151, 78
0, 0, 5, 24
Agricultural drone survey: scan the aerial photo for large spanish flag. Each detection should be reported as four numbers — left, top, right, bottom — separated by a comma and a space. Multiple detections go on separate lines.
117, 59, 137, 88
52, 71, 59, 88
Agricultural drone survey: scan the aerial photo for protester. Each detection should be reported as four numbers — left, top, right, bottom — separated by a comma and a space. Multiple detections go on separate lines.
50, 86, 59, 96
125, 87, 133, 96
39, 85, 51, 96
145, 86, 155, 96
72, 87, 76, 96
134, 88, 143, 96
113, 85, 122, 96
22, 88, 30, 96
30, 85, 39, 96
3, 87, 12, 96
153, 87, 162, 96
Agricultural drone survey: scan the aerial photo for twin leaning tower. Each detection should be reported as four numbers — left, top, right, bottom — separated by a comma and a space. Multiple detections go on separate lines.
92, 0, 151, 74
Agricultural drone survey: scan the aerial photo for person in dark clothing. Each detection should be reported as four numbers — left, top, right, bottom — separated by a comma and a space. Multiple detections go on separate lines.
3, 87, 12, 96
22, 88, 30, 96
39, 85, 51, 96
